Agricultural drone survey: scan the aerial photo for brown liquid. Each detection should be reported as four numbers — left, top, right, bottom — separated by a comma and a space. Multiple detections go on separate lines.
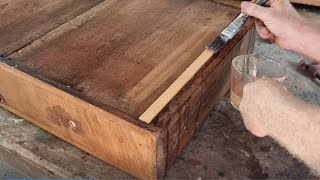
230, 87, 243, 110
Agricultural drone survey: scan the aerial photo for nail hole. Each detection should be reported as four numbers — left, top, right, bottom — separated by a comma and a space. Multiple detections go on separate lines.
69, 120, 76, 128
0, 95, 5, 105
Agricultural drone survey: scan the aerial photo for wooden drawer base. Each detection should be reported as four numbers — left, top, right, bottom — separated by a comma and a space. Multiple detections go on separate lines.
0, 26, 255, 179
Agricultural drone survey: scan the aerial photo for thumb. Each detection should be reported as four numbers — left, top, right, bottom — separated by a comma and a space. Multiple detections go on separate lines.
241, 1, 271, 22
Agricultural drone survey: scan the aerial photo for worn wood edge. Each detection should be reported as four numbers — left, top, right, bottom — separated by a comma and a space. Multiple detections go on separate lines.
0, 61, 159, 179
155, 130, 168, 179
139, 50, 214, 123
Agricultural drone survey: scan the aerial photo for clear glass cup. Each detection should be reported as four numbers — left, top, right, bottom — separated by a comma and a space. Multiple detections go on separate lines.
230, 54, 288, 110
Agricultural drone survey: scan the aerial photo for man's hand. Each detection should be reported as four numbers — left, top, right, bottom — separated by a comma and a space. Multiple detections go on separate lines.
241, 0, 303, 50
239, 77, 288, 137
241, 0, 320, 61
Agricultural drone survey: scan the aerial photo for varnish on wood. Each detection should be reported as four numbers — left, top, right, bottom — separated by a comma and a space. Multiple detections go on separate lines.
0, 0, 256, 179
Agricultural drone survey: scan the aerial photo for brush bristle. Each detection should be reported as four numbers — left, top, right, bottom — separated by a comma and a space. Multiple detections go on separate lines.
206, 35, 227, 53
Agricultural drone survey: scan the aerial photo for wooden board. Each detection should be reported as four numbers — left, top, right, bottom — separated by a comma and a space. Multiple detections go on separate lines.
0, 0, 256, 179
0, 0, 104, 56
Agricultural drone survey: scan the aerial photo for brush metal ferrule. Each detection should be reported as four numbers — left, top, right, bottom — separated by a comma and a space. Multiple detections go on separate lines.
221, 13, 249, 39
207, 13, 249, 51
207, 0, 268, 52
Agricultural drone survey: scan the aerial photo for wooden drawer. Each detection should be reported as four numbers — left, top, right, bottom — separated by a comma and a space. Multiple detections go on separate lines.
0, 0, 255, 179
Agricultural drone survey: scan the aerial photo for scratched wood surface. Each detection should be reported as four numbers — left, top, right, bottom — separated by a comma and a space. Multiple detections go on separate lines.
8, 0, 240, 119
0, 0, 104, 56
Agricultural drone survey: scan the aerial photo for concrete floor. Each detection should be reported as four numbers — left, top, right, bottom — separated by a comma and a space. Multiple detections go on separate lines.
0, 4, 319, 180
0, 160, 27, 179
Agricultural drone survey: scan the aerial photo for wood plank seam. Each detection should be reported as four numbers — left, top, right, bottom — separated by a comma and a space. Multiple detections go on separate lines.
7, 0, 119, 58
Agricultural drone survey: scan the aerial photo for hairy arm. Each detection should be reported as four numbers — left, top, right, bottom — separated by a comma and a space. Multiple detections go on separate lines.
240, 78, 320, 174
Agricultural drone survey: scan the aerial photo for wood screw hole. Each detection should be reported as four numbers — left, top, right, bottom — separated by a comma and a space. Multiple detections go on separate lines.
69, 120, 76, 128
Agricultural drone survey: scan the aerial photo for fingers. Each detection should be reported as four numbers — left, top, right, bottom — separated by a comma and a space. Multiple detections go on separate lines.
241, 1, 271, 21
255, 19, 274, 39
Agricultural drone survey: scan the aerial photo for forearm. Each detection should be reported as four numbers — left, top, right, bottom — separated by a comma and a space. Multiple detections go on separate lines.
292, 20, 320, 62
266, 93, 320, 173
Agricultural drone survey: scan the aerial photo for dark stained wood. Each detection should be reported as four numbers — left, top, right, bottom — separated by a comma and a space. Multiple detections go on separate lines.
8, 0, 240, 119
0, 0, 104, 56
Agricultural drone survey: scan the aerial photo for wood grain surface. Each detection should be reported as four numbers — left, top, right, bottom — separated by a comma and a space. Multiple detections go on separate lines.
8, 0, 240, 121
0, 0, 104, 56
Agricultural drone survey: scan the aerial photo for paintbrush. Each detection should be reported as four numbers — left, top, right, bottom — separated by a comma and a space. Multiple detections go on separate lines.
207, 0, 268, 53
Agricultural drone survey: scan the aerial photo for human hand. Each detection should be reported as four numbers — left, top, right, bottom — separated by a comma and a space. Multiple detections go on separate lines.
241, 0, 304, 50
239, 77, 288, 137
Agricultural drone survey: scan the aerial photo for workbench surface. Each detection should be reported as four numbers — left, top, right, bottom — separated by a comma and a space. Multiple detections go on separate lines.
0, 33, 319, 179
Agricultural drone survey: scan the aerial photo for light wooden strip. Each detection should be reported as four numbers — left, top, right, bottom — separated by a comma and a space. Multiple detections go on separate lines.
139, 49, 214, 123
